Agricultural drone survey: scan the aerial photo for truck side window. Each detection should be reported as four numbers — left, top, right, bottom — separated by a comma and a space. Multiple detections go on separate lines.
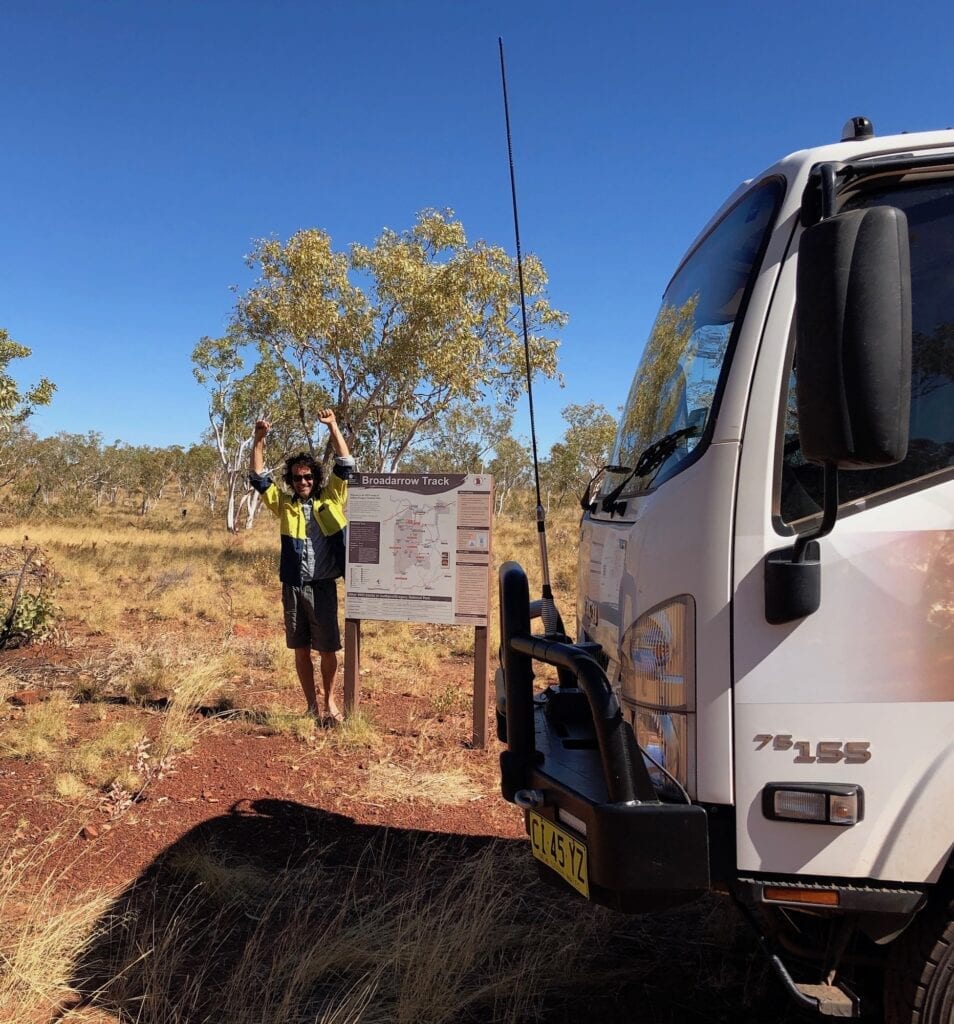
607, 178, 783, 500
781, 180, 954, 523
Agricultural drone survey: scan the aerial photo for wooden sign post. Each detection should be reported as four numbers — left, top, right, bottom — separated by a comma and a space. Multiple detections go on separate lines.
472, 624, 489, 749
344, 618, 490, 748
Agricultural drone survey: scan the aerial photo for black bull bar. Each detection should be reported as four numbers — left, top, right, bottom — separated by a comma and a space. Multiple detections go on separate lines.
498, 561, 710, 912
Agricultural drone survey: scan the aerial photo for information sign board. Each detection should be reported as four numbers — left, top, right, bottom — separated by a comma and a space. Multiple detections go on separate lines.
344, 473, 493, 626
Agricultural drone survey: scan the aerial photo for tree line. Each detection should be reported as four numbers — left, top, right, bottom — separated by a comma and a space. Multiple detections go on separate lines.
1, 210, 618, 528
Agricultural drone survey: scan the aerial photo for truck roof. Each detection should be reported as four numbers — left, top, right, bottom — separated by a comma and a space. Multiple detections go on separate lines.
768, 125, 954, 193
673, 125, 954, 286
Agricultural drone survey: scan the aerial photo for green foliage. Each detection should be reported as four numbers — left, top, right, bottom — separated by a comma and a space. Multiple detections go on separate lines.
0, 328, 55, 432
561, 402, 617, 475
541, 402, 617, 508
489, 434, 532, 514
0, 329, 55, 493
399, 401, 512, 474
431, 683, 469, 717
1, 547, 59, 649
2, 588, 58, 644
192, 333, 311, 531
235, 210, 567, 471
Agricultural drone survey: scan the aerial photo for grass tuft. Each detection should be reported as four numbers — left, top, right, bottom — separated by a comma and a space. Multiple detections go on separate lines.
429, 683, 469, 717
315, 710, 382, 755
65, 721, 148, 789
363, 759, 482, 806
0, 825, 116, 1021
0, 692, 71, 760
53, 772, 91, 801
153, 659, 227, 762
260, 707, 317, 742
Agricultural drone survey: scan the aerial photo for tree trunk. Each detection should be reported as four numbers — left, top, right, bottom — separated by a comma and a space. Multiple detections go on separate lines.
243, 488, 262, 529
225, 485, 238, 533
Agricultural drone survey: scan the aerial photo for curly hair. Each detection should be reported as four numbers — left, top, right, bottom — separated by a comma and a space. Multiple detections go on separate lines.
282, 453, 323, 489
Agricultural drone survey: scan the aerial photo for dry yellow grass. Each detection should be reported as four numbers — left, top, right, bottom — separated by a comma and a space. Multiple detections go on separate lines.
153, 658, 234, 761
0, 504, 588, 1017
53, 772, 93, 801
0, 629, 246, 804
105, 637, 238, 708
0, 667, 18, 705
0, 503, 582, 814
64, 721, 148, 790
0, 691, 71, 760
429, 682, 470, 717
362, 760, 482, 806
314, 710, 382, 755
0, 517, 278, 640
260, 707, 319, 742
0, 502, 794, 1023
53, 834, 611, 1024
0, 824, 117, 1022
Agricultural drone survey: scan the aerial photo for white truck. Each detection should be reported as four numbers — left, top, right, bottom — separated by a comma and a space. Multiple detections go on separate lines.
496, 117, 954, 1020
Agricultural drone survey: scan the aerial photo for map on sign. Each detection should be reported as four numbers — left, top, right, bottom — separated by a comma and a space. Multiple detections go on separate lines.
392, 497, 454, 586
345, 474, 493, 625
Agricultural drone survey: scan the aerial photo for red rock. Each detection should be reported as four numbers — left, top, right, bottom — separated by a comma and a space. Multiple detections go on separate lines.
80, 825, 99, 840
8, 690, 44, 706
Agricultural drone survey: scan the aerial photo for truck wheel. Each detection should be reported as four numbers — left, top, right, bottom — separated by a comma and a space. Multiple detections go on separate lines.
884, 894, 954, 1023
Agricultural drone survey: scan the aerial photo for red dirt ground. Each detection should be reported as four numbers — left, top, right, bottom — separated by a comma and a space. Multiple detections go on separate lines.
2, 618, 820, 1024
0, 617, 526, 896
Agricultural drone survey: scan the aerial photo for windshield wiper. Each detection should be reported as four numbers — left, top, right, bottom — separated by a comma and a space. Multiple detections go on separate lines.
580, 464, 632, 511
600, 427, 697, 513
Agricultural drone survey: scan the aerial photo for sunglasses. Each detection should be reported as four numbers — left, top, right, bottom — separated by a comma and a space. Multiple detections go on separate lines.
292, 473, 314, 482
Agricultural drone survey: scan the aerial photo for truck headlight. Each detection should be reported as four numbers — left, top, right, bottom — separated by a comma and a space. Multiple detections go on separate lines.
619, 597, 696, 796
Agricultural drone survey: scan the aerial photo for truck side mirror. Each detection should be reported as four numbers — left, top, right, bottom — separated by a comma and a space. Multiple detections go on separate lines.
765, 205, 913, 625
795, 204, 912, 468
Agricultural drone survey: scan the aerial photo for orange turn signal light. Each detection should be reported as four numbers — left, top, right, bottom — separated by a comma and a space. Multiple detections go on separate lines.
763, 886, 840, 907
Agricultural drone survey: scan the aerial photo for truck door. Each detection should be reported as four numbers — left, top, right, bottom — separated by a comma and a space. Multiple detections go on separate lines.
732, 174, 954, 883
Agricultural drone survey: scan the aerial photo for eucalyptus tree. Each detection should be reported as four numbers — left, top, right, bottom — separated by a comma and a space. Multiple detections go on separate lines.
0, 329, 55, 493
560, 402, 617, 487
540, 403, 616, 509
235, 209, 566, 472
178, 443, 223, 512
399, 402, 513, 474
0, 328, 55, 431
191, 333, 285, 531
130, 446, 178, 516
489, 434, 532, 515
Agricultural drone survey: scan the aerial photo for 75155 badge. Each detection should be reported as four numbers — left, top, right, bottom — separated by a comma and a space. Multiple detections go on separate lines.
753, 734, 871, 764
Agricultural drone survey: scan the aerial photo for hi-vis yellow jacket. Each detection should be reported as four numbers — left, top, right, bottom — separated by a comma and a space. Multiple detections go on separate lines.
249, 462, 351, 584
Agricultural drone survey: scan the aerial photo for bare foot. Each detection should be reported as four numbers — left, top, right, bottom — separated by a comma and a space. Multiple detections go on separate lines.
323, 702, 343, 725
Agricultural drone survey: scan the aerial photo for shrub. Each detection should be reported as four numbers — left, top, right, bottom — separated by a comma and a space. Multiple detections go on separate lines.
0, 546, 59, 648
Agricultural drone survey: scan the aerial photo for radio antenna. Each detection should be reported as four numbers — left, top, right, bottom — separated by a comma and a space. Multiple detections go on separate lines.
499, 37, 560, 636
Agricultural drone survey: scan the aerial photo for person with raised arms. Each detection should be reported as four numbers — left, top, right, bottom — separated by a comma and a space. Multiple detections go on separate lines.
249, 410, 354, 724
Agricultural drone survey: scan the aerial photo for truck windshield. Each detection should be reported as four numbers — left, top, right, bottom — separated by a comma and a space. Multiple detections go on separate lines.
606, 178, 783, 500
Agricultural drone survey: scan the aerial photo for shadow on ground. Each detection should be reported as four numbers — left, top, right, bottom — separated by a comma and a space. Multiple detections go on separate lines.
63, 798, 816, 1024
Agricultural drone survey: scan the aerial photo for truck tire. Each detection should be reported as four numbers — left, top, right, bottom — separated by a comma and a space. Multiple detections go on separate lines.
884, 894, 954, 1024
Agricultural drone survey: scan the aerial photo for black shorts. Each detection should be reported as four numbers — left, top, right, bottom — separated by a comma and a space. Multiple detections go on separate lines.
282, 580, 341, 651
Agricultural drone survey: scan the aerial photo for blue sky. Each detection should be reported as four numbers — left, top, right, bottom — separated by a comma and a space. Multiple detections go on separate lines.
3, 1, 952, 454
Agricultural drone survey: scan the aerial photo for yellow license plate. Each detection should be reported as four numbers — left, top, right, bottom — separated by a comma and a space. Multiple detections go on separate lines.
528, 811, 589, 898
